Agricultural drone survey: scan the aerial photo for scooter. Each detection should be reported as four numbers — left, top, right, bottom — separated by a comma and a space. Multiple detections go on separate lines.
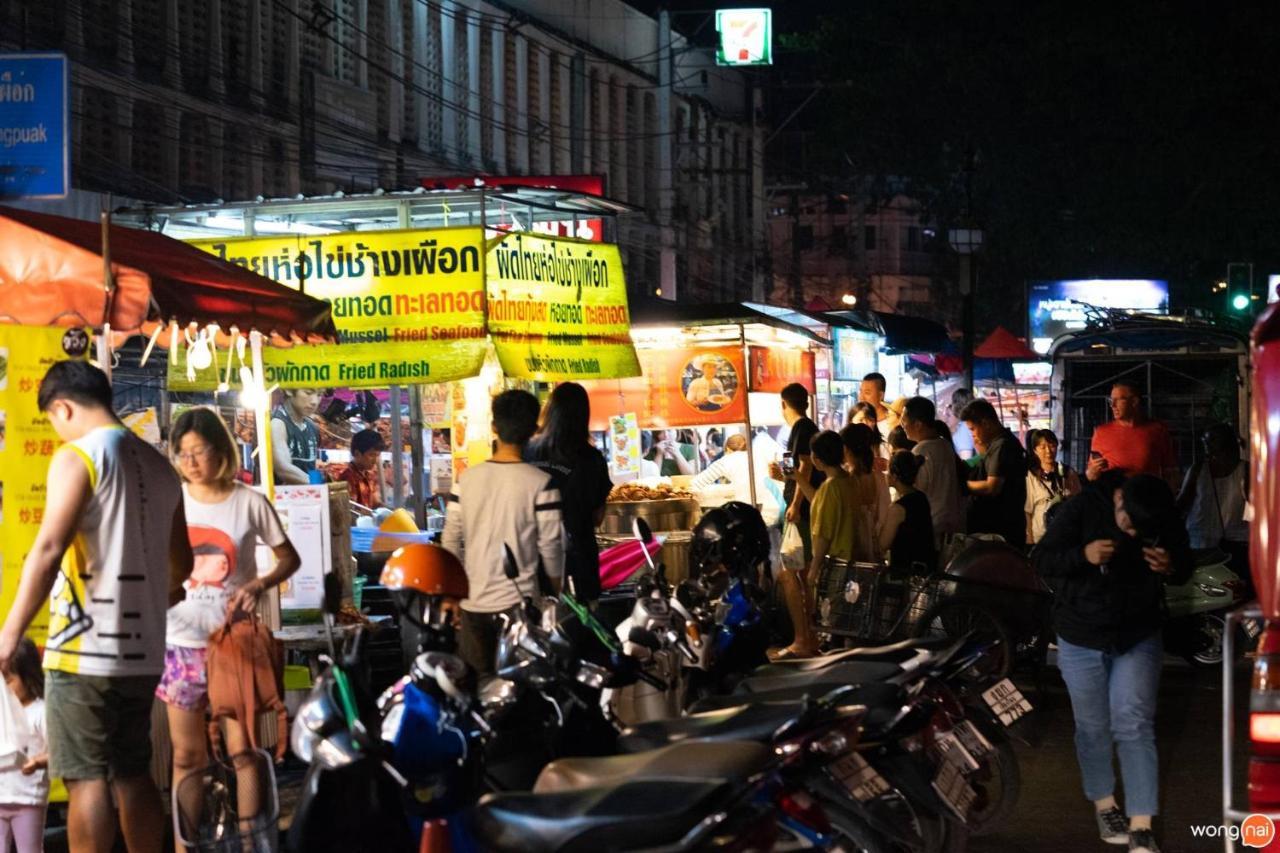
1164, 548, 1256, 666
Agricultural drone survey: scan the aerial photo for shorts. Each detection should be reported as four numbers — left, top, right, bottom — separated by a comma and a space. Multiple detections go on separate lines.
45, 670, 160, 781
155, 645, 209, 712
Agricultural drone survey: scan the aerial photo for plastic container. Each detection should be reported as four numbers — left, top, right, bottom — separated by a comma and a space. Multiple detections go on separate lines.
351, 576, 367, 610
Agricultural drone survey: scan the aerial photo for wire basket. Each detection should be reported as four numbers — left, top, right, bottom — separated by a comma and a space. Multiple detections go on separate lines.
814, 560, 889, 639
173, 749, 279, 853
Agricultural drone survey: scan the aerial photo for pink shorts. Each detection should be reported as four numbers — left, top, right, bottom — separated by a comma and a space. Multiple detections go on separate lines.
155, 645, 209, 712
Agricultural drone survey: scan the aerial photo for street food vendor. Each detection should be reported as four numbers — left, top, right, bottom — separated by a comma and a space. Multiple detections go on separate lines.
271, 389, 321, 484
342, 428, 385, 509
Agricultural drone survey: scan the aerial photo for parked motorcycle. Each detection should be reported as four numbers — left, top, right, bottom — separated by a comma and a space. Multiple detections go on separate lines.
1164, 547, 1256, 666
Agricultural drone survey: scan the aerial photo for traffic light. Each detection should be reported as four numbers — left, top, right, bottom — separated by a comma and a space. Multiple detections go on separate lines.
1227, 262, 1254, 314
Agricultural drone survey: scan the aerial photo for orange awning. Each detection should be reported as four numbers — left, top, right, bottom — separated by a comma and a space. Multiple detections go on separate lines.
0, 206, 335, 344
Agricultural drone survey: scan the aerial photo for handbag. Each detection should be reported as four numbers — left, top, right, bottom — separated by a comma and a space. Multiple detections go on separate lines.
206, 613, 288, 762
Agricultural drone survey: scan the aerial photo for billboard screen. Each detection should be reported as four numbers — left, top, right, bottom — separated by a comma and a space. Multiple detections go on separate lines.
1028, 279, 1169, 354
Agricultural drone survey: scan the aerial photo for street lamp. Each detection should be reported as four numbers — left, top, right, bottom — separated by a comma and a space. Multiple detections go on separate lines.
948, 227, 984, 391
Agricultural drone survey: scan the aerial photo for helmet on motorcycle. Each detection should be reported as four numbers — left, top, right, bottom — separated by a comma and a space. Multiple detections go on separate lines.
380, 544, 468, 647
381, 543, 469, 599
690, 501, 771, 578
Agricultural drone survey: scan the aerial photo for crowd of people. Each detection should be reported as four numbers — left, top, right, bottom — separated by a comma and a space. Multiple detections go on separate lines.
0, 357, 1254, 853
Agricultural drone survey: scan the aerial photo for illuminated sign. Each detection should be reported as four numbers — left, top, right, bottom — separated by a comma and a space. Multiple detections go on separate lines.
716, 8, 772, 66
1028, 279, 1169, 354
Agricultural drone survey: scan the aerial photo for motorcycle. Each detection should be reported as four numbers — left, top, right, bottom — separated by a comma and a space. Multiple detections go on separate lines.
1164, 547, 1256, 666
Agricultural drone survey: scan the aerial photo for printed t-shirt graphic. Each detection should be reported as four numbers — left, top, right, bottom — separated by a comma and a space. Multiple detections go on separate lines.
44, 426, 183, 677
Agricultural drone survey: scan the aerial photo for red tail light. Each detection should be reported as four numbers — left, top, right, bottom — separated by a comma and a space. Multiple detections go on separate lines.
420, 819, 454, 853
1250, 625, 1280, 811
780, 790, 831, 834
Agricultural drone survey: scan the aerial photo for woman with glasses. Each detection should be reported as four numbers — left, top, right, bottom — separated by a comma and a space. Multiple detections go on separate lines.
159, 407, 301, 830
1024, 428, 1083, 544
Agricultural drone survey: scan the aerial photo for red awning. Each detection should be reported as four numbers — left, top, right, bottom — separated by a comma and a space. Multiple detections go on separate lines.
0, 206, 335, 344
974, 325, 1039, 360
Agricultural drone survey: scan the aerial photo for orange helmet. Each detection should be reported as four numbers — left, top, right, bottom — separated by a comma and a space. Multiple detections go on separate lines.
380, 544, 468, 600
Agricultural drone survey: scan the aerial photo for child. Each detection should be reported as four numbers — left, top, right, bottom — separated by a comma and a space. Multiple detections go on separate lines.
1, 639, 48, 853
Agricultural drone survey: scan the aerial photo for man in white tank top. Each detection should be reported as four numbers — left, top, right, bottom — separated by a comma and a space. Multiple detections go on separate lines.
0, 361, 193, 853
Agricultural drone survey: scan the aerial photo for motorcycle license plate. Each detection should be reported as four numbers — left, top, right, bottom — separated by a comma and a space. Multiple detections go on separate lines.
953, 719, 993, 759
828, 752, 891, 803
932, 750, 977, 821
935, 726, 985, 770
982, 678, 1033, 727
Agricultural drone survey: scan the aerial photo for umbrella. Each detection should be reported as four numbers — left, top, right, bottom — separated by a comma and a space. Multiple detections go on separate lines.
973, 326, 1039, 424
0, 206, 336, 344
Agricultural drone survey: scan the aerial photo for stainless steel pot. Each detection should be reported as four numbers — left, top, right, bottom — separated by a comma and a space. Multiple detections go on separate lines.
597, 498, 700, 535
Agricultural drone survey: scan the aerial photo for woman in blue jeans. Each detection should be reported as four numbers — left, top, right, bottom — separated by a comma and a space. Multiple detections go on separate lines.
1034, 472, 1192, 853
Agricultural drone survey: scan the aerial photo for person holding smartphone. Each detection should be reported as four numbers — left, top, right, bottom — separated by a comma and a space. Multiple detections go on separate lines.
1033, 472, 1192, 853
1088, 381, 1179, 491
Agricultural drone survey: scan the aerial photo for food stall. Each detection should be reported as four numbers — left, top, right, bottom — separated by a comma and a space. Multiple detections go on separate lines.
583, 301, 830, 582
824, 309, 952, 425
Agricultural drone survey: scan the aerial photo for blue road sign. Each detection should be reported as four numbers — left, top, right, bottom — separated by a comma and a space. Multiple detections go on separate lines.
0, 52, 69, 200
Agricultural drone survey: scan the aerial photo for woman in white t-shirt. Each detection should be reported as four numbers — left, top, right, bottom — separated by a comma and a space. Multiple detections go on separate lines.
158, 408, 301, 813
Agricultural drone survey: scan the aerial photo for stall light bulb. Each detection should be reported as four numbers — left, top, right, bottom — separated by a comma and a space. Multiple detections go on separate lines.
139, 325, 163, 368
168, 322, 179, 366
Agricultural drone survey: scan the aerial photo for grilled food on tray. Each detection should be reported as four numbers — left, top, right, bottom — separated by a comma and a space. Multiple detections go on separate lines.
608, 483, 693, 502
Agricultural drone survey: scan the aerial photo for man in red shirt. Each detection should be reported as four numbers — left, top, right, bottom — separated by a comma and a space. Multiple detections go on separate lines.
342, 428, 385, 509
1088, 380, 1179, 490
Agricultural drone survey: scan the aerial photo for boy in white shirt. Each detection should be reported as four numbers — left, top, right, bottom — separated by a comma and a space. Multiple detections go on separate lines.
442, 390, 564, 675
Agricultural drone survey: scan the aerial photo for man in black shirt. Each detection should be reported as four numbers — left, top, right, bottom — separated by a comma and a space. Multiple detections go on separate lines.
959, 398, 1027, 547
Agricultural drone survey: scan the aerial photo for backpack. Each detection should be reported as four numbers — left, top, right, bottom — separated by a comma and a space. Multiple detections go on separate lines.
205, 615, 287, 762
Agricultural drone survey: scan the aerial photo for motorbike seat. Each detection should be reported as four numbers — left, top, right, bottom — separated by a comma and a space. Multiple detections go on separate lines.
465, 778, 736, 852
1193, 548, 1229, 568
752, 635, 955, 674
688, 682, 905, 736
734, 660, 904, 695
534, 740, 772, 794
618, 702, 806, 752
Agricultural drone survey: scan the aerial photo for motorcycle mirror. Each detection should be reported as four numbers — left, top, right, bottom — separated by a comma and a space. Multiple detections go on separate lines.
632, 517, 654, 544
628, 626, 662, 651
503, 544, 520, 581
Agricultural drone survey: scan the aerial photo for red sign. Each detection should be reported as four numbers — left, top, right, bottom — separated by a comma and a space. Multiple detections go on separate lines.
421, 175, 607, 241
587, 346, 747, 431
748, 347, 815, 393
421, 174, 605, 195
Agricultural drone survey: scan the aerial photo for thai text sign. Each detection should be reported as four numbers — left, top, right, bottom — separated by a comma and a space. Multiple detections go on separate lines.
0, 53, 68, 199
170, 228, 487, 389
487, 233, 640, 380
586, 346, 745, 431
0, 324, 89, 642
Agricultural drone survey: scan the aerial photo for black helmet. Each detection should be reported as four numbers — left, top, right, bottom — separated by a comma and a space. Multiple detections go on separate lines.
691, 501, 771, 578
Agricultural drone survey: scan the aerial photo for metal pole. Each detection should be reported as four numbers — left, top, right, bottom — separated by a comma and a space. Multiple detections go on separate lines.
390, 386, 404, 505
409, 385, 426, 528
99, 207, 115, 383
741, 325, 758, 510
250, 330, 275, 502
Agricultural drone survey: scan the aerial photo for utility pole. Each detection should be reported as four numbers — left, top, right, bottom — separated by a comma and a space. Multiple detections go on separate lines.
658, 9, 677, 301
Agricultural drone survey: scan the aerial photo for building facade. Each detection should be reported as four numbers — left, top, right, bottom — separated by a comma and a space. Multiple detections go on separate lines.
767, 191, 958, 327
0, 0, 763, 301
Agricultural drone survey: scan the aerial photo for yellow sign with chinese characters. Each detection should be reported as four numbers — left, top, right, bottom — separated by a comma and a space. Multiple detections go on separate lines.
486, 233, 640, 381
169, 228, 489, 390
0, 324, 90, 644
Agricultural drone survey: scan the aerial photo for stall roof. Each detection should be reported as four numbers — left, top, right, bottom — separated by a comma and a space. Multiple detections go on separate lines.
0, 206, 336, 342
627, 300, 827, 344
821, 309, 951, 354
113, 186, 639, 240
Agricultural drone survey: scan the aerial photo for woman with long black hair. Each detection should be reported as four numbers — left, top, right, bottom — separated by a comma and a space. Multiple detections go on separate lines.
526, 383, 613, 602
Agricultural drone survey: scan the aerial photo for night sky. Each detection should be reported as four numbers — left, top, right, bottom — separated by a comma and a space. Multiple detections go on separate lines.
633, 1, 1280, 328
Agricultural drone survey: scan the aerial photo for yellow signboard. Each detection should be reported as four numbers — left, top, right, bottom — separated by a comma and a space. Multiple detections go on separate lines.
486, 233, 640, 381
169, 228, 488, 390
0, 324, 90, 643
